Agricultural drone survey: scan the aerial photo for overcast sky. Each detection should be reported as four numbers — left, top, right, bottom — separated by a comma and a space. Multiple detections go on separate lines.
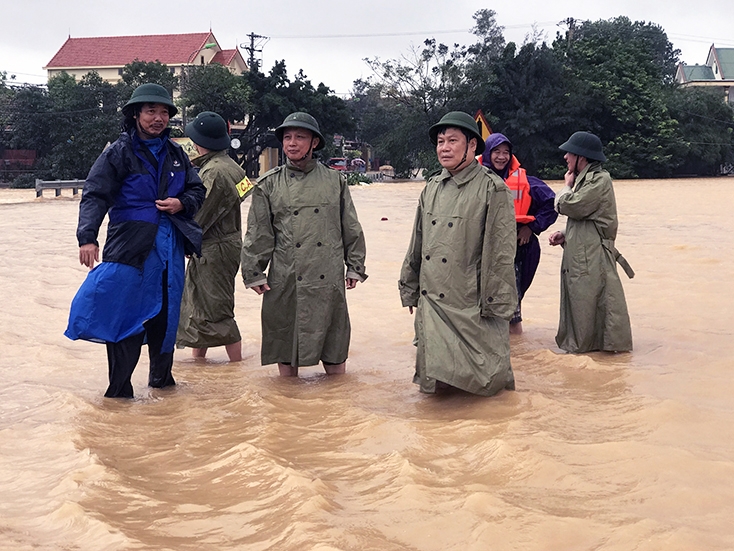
1, 0, 732, 96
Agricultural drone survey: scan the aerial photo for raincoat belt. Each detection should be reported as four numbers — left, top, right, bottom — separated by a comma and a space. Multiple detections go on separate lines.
601, 238, 635, 279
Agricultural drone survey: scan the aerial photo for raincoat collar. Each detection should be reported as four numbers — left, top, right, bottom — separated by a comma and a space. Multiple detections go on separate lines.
573, 161, 602, 189
191, 149, 228, 168
439, 159, 482, 187
286, 158, 319, 174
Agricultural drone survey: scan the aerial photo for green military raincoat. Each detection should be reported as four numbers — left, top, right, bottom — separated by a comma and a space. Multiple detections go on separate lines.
177, 150, 251, 348
555, 161, 633, 353
399, 160, 517, 396
241, 159, 367, 367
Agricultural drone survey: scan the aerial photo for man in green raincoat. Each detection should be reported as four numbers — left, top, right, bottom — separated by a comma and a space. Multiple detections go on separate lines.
549, 131, 633, 353
399, 112, 517, 396
177, 111, 253, 361
241, 112, 367, 376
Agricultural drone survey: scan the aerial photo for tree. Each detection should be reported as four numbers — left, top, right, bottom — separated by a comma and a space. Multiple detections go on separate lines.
358, 39, 469, 176
178, 63, 250, 123
666, 87, 734, 175
470, 41, 575, 178
8, 71, 119, 181
555, 17, 681, 177
239, 61, 353, 173
116, 59, 178, 105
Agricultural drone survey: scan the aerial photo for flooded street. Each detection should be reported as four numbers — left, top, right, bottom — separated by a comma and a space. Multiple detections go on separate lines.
1, 177, 733, 550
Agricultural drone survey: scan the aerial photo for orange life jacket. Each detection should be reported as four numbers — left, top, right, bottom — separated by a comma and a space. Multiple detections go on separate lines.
477, 153, 536, 223
505, 156, 535, 224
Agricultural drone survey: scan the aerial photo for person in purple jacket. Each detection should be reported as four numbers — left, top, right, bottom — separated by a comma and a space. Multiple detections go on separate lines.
481, 133, 557, 334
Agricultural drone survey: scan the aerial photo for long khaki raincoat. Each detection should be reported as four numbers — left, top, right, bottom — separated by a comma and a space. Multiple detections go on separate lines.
241, 159, 367, 367
399, 161, 517, 396
177, 151, 251, 348
555, 162, 633, 353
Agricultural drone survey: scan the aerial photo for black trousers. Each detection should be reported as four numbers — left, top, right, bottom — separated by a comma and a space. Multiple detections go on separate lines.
104, 270, 175, 398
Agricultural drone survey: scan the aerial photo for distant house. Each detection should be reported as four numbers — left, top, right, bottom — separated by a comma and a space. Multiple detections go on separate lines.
676, 44, 734, 105
44, 31, 248, 85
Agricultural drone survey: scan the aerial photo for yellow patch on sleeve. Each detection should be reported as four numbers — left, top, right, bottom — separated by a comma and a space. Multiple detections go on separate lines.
236, 176, 254, 198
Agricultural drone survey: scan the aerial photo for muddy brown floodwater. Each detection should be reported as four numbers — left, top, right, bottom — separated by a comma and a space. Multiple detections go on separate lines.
1, 177, 733, 550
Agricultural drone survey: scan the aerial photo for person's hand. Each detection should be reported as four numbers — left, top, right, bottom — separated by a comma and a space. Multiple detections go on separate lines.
251, 283, 271, 295
79, 243, 99, 269
155, 197, 183, 214
564, 170, 576, 187
518, 225, 533, 246
548, 231, 565, 246
346, 278, 358, 290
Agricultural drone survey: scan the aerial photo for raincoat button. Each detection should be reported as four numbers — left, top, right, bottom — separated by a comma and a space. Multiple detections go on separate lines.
448, 222, 453, 227
425, 255, 430, 260
421, 290, 427, 295
253, 271, 258, 275
431, 220, 436, 225
314, 208, 319, 213
317, 242, 322, 246
297, 276, 303, 281
296, 243, 301, 248
442, 258, 447, 263
294, 210, 299, 215
487, 297, 494, 303
290, 173, 295, 178
355, 266, 361, 271
439, 293, 445, 298
320, 275, 325, 279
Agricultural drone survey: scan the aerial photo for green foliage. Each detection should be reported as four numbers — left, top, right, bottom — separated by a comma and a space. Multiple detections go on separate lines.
116, 59, 178, 105
240, 61, 353, 166
471, 41, 574, 177
178, 63, 250, 123
10, 173, 35, 188
556, 17, 681, 177
346, 172, 372, 186
8, 71, 120, 180
665, 87, 734, 175
355, 36, 470, 176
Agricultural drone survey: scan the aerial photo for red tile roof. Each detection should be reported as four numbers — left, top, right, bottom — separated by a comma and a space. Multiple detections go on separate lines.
45, 32, 218, 68
211, 49, 236, 65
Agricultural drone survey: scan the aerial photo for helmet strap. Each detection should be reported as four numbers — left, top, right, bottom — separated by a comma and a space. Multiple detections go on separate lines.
451, 138, 471, 172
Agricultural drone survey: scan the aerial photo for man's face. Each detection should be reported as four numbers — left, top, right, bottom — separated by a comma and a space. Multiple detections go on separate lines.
282, 128, 318, 162
135, 103, 170, 139
436, 127, 474, 170
490, 143, 511, 172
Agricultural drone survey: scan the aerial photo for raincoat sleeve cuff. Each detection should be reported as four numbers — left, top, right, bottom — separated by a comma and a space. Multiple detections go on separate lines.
244, 277, 268, 289
346, 270, 366, 282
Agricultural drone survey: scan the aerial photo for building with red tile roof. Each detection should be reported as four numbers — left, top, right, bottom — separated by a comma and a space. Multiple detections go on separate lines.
44, 31, 247, 84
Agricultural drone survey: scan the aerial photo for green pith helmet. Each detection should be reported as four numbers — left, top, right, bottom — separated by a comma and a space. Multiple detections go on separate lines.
274, 112, 326, 151
186, 111, 230, 151
559, 131, 606, 162
429, 111, 485, 155
122, 83, 178, 117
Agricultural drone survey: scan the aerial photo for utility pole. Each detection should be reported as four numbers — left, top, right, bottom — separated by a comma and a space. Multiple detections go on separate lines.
242, 33, 269, 72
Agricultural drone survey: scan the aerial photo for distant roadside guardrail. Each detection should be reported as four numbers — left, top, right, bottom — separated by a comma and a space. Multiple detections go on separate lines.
36, 179, 85, 198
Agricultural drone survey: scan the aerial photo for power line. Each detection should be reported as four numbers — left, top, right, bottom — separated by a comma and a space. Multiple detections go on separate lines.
268, 22, 558, 40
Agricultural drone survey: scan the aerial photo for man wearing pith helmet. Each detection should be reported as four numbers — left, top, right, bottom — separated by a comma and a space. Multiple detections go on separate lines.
241, 111, 367, 377
177, 111, 254, 362
549, 131, 633, 353
65, 83, 206, 398
399, 111, 517, 396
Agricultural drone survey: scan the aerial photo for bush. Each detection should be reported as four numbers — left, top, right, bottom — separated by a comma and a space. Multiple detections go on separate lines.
10, 173, 36, 189
346, 172, 373, 186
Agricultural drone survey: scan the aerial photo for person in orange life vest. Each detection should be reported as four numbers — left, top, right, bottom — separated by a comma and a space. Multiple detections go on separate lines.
480, 133, 557, 335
